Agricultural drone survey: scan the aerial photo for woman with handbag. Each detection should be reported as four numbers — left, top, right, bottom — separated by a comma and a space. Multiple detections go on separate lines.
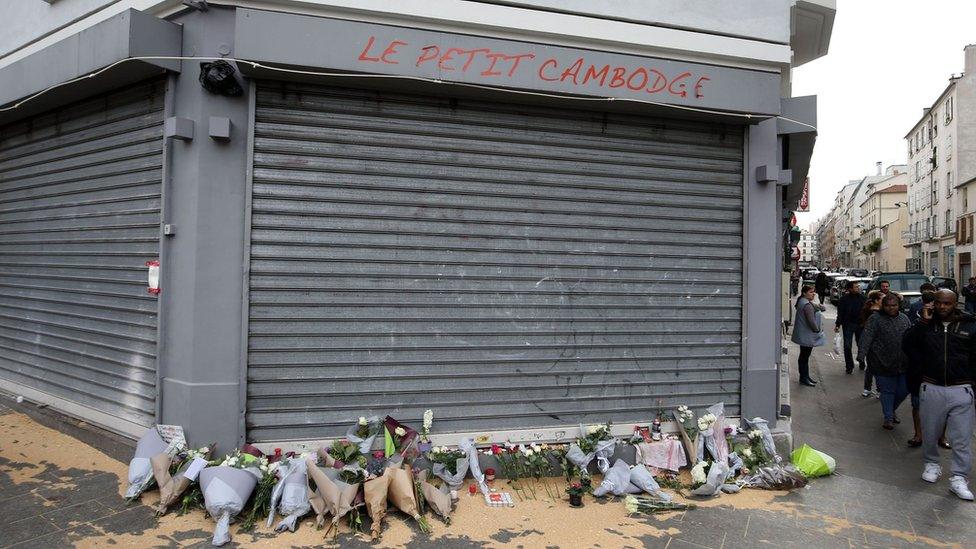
792, 285, 827, 387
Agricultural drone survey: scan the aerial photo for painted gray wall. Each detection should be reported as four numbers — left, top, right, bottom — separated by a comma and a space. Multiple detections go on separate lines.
475, 0, 791, 43
741, 118, 781, 425
0, 0, 118, 58
156, 6, 250, 452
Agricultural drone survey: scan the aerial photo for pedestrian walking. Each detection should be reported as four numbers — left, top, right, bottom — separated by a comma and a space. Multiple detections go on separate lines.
835, 280, 867, 374
859, 291, 883, 398
962, 277, 976, 314
815, 272, 830, 305
902, 289, 976, 501
908, 283, 938, 324
792, 285, 826, 387
857, 295, 911, 430
791, 272, 800, 297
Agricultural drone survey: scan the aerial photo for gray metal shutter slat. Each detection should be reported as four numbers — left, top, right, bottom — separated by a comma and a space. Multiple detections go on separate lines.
248, 82, 743, 442
0, 79, 164, 429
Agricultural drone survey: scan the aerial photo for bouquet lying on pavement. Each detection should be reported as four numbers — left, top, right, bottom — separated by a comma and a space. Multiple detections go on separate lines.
266, 454, 311, 532
567, 423, 616, 475
306, 457, 363, 539
383, 416, 419, 459
365, 465, 392, 540
199, 450, 263, 546
416, 469, 452, 524
124, 425, 186, 501
386, 463, 431, 534
697, 403, 729, 464
320, 439, 367, 470
624, 495, 695, 515
154, 444, 214, 516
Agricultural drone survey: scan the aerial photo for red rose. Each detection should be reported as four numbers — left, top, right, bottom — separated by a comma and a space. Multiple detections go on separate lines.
491, 444, 502, 455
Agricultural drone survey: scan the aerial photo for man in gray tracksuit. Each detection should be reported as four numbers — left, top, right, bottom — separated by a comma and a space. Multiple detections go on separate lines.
902, 289, 976, 501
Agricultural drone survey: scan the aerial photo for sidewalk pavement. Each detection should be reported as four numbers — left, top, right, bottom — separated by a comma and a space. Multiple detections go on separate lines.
2, 312, 976, 548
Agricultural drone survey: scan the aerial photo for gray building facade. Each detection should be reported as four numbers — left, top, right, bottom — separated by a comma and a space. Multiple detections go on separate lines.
0, 0, 832, 452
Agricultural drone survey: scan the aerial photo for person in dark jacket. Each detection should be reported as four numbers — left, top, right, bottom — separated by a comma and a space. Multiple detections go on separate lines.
906, 283, 937, 447
902, 289, 976, 501
962, 277, 976, 314
814, 272, 830, 305
858, 295, 911, 429
908, 283, 937, 324
835, 280, 867, 374
859, 291, 883, 397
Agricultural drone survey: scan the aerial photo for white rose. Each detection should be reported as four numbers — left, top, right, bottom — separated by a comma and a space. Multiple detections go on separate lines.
743, 448, 753, 457
359, 416, 368, 426
588, 426, 599, 434
200, 447, 210, 454
395, 426, 406, 437
691, 462, 707, 484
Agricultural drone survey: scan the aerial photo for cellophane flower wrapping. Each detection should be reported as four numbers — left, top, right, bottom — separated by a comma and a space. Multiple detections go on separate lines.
593, 460, 640, 497
432, 454, 469, 491
689, 461, 729, 497
566, 439, 617, 475
742, 464, 808, 490
124, 427, 170, 499
744, 417, 779, 462
628, 464, 671, 502
199, 465, 260, 546
266, 457, 311, 532
346, 416, 381, 455
460, 438, 489, 495
306, 457, 361, 530
703, 403, 729, 464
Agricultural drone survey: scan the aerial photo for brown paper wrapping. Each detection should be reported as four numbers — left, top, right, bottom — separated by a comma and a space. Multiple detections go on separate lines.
364, 471, 392, 539
386, 465, 420, 519
305, 457, 360, 530
417, 470, 451, 520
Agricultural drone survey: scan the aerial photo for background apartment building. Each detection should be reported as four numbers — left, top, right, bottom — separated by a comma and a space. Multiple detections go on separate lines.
799, 230, 819, 265
905, 45, 976, 278
858, 179, 908, 272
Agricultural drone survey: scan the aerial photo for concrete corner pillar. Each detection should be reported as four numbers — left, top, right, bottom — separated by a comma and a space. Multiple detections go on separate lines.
741, 118, 781, 426
157, 7, 250, 452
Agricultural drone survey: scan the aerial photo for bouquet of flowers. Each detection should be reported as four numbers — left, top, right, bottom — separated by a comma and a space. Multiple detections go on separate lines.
421, 409, 433, 443
346, 416, 381, 455
199, 451, 263, 546
688, 460, 730, 497
240, 456, 279, 531
154, 445, 214, 516
266, 454, 311, 532
696, 403, 729, 464
416, 469, 452, 523
383, 416, 419, 458
624, 495, 695, 515
672, 406, 700, 465
460, 438, 489, 496
734, 428, 773, 471
320, 439, 367, 469
593, 459, 641, 497
386, 463, 431, 534
306, 457, 363, 540
629, 464, 671, 501
124, 425, 185, 500
742, 464, 807, 490
430, 446, 469, 497
743, 417, 780, 463
567, 423, 616, 475
364, 467, 392, 540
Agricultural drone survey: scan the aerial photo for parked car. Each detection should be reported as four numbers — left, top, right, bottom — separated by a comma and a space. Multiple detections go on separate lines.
847, 268, 869, 277
830, 277, 872, 304
931, 276, 957, 292
868, 273, 930, 312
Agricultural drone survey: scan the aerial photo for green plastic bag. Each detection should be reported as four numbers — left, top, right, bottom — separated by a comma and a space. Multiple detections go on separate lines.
790, 444, 836, 478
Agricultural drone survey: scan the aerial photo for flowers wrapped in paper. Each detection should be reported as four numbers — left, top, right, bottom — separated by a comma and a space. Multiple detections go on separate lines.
383, 416, 419, 458
416, 469, 452, 523
592, 459, 641, 497
743, 417, 779, 462
124, 425, 185, 500
689, 461, 730, 497
346, 416, 382, 455
364, 468, 392, 540
742, 464, 808, 490
199, 462, 261, 546
628, 464, 672, 502
386, 463, 431, 533
696, 403, 730, 464
306, 457, 362, 537
567, 424, 617, 475
154, 445, 213, 516
671, 406, 699, 466
266, 456, 311, 532
431, 446, 469, 496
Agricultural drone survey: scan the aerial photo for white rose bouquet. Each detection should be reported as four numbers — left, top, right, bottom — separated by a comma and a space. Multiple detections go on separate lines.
199, 451, 263, 546
430, 445, 469, 496
346, 415, 381, 454
266, 454, 311, 532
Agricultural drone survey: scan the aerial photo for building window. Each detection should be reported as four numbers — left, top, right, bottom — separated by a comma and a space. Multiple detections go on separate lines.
947, 135, 952, 159
946, 96, 954, 124
933, 180, 939, 205
948, 172, 953, 198
947, 209, 953, 236
965, 187, 969, 211
932, 146, 938, 169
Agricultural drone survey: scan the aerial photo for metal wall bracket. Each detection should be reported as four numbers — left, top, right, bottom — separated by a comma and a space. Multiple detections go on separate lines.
164, 117, 194, 141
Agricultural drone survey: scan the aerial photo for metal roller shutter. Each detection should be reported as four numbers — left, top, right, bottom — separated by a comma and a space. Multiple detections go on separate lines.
248, 82, 743, 442
0, 79, 165, 430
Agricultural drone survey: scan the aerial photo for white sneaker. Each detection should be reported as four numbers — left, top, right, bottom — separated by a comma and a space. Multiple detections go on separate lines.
861, 389, 871, 398
949, 476, 974, 501
922, 463, 942, 483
